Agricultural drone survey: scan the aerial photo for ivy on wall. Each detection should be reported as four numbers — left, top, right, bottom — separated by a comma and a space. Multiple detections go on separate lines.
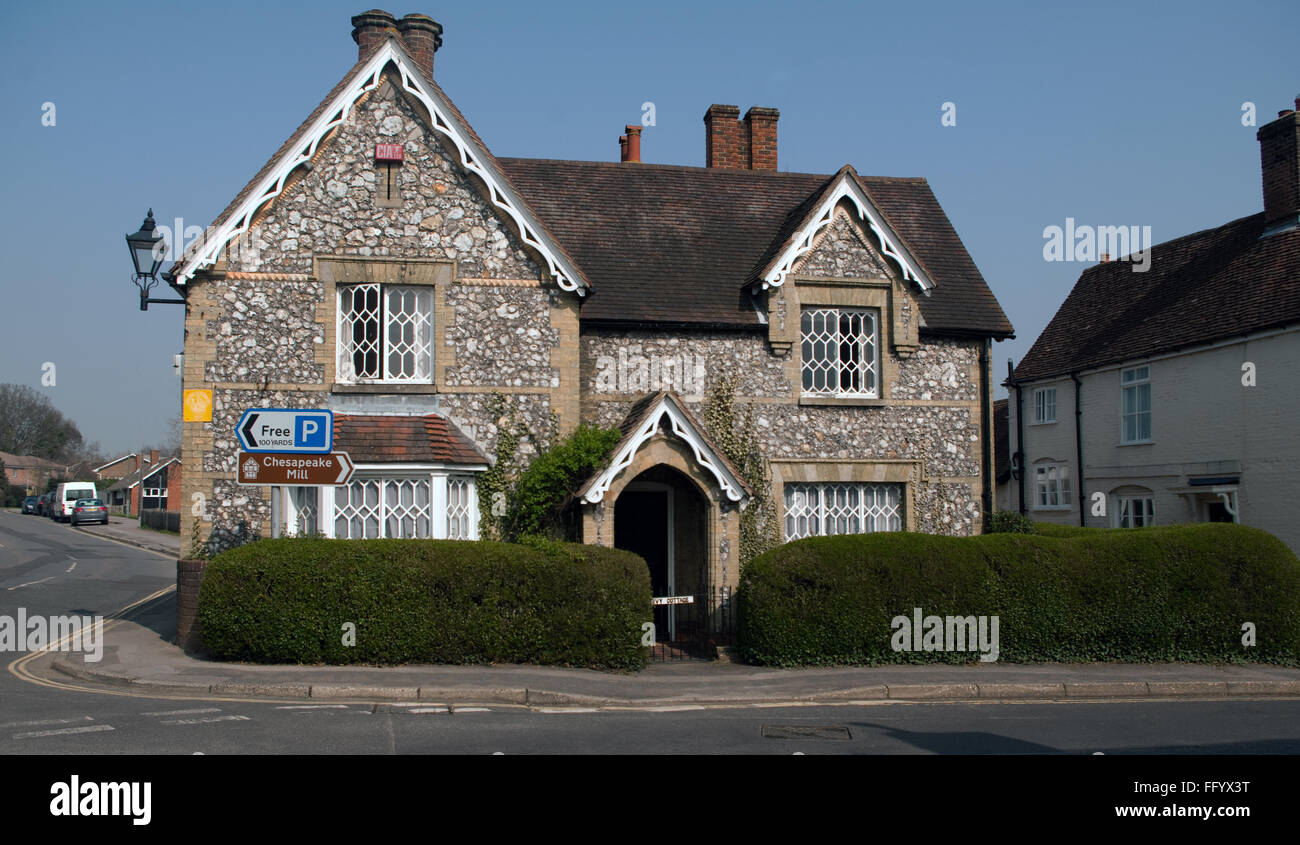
702, 372, 782, 568
476, 393, 620, 543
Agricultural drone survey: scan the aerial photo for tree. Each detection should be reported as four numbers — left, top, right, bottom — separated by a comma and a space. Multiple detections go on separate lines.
0, 384, 85, 462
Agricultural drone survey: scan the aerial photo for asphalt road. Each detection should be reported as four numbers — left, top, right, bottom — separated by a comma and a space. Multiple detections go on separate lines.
3, 509, 1300, 756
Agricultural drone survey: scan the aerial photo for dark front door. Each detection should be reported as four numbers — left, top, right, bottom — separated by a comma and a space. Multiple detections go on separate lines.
615, 490, 669, 640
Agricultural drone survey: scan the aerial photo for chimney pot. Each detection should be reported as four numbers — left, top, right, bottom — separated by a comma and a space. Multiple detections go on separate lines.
624, 124, 642, 163
351, 9, 398, 62
396, 13, 443, 79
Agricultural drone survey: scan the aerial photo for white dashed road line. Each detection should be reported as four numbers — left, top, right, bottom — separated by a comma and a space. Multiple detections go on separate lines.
6, 576, 54, 591
15, 724, 115, 740
0, 716, 95, 729
142, 707, 223, 717
161, 715, 251, 726
275, 704, 351, 710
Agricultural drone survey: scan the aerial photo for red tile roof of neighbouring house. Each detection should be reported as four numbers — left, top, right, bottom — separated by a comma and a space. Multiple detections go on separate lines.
333, 414, 487, 465
1013, 213, 1300, 383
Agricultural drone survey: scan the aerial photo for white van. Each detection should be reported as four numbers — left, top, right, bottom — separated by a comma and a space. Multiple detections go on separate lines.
51, 482, 97, 523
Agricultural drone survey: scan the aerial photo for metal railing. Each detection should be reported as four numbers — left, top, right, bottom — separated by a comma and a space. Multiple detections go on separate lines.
647, 584, 736, 662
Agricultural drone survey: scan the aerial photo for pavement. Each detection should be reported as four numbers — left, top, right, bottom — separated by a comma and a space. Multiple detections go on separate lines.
29, 514, 1300, 709
78, 514, 182, 557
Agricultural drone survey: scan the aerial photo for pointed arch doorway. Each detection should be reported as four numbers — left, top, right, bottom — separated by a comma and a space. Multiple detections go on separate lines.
613, 466, 709, 643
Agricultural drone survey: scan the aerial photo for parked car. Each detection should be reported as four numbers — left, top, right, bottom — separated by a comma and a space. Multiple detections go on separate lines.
70, 498, 109, 526
22, 496, 38, 514
50, 482, 97, 523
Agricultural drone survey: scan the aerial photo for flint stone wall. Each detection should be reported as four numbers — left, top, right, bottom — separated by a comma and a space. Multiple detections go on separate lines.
225, 78, 542, 281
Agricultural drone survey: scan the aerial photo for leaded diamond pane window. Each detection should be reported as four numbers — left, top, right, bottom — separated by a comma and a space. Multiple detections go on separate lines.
447, 476, 474, 539
801, 308, 878, 397
783, 482, 903, 541
338, 284, 432, 383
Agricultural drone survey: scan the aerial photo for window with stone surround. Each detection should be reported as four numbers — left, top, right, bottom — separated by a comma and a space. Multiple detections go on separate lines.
1033, 462, 1072, 510
800, 307, 879, 397
337, 283, 433, 383
783, 482, 902, 540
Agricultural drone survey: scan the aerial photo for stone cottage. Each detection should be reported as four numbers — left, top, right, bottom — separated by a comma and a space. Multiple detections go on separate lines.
167, 10, 1013, 640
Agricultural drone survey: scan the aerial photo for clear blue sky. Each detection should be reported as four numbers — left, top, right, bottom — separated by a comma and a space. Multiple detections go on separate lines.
1, 0, 1295, 454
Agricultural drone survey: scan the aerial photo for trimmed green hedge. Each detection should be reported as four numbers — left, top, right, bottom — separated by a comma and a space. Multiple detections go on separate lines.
737, 524, 1300, 666
197, 538, 651, 669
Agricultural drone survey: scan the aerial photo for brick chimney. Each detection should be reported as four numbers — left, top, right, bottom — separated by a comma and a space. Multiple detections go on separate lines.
704, 104, 779, 170
704, 104, 743, 169
744, 107, 779, 171
150, 449, 160, 466
620, 125, 642, 163
1258, 96, 1300, 234
396, 13, 443, 78
351, 9, 398, 60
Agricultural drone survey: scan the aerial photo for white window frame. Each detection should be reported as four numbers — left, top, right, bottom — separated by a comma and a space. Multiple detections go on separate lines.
1032, 387, 1057, 424
783, 482, 903, 541
278, 468, 479, 540
336, 283, 434, 384
1120, 365, 1152, 444
800, 307, 880, 398
1114, 496, 1155, 528
1033, 462, 1072, 510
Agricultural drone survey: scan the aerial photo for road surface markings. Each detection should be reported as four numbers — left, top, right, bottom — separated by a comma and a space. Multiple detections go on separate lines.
142, 707, 223, 717
65, 556, 77, 572
160, 715, 251, 725
275, 704, 351, 710
452, 707, 492, 713
407, 707, 449, 714
6, 576, 54, 591
14, 724, 115, 740
0, 716, 95, 729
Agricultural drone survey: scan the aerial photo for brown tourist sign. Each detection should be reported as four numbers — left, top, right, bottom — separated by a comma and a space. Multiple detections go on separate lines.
236, 452, 355, 487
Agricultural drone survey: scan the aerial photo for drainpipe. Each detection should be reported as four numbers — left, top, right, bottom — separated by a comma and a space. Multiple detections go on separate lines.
1010, 360, 1026, 516
1072, 372, 1086, 527
980, 339, 993, 531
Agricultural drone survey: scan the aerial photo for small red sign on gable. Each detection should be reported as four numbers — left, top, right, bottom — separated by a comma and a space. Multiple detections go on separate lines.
375, 143, 404, 162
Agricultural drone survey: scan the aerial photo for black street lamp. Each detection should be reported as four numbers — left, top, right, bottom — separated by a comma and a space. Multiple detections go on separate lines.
125, 209, 187, 525
125, 209, 186, 311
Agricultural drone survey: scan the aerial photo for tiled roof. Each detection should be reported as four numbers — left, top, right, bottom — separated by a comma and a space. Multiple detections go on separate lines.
333, 414, 486, 466
1013, 214, 1300, 383
106, 458, 181, 492
498, 158, 1014, 336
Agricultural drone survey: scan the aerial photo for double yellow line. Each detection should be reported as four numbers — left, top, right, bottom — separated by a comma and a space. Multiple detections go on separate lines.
7, 585, 175, 696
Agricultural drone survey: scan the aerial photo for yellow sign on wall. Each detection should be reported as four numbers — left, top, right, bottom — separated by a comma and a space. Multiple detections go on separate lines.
183, 389, 213, 422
